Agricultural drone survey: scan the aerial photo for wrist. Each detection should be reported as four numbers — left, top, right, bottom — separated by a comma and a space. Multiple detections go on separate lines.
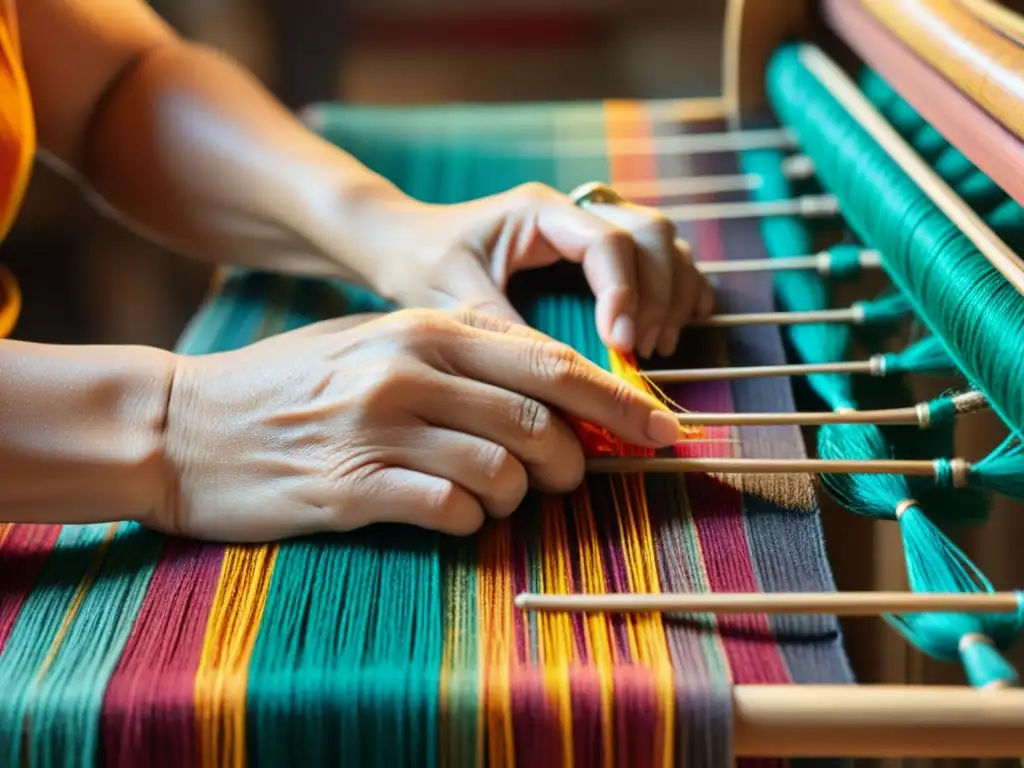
0, 341, 177, 526
304, 161, 437, 296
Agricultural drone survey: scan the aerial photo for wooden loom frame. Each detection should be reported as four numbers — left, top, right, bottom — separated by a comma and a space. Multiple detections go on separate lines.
690, 0, 1024, 758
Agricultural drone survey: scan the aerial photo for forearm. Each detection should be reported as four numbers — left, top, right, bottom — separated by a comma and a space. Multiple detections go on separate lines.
0, 340, 174, 525
74, 40, 417, 285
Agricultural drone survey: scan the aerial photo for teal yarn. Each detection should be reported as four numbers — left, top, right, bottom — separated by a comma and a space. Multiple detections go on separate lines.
854, 290, 912, 324
739, 148, 855, 405
966, 436, 1024, 501
824, 244, 871, 279
740, 141, 982, 525
768, 45, 1024, 441
878, 335, 955, 376
858, 68, 1010, 215
886, 509, 1023, 688
959, 633, 1021, 688
855, 69, 945, 160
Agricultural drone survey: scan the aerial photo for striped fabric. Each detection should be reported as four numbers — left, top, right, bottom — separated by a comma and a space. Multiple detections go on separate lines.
0, 99, 852, 767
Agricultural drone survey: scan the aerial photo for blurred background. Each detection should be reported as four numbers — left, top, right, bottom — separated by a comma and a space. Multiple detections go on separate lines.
5, 0, 726, 349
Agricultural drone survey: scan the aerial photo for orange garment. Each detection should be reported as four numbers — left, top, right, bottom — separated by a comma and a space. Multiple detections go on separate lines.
0, 0, 35, 339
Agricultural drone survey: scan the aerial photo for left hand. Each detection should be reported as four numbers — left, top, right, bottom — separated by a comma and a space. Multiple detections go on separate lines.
368, 182, 715, 359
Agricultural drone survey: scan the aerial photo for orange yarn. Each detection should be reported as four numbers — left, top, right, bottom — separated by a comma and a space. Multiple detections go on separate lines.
569, 349, 703, 457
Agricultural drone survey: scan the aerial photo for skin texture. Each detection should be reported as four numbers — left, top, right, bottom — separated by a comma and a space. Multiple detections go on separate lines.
0, 0, 712, 540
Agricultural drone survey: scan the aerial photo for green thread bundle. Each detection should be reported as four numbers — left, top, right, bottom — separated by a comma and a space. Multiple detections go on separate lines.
767, 44, 1024, 689
859, 69, 1024, 243
738, 145, 987, 526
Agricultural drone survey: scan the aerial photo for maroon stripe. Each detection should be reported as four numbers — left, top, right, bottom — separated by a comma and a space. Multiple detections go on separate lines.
0, 524, 62, 651
101, 539, 224, 767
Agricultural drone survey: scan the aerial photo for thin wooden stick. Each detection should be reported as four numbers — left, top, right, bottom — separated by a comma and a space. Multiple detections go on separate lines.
798, 44, 1024, 298
646, 359, 880, 382
671, 391, 987, 427
618, 154, 816, 200
674, 406, 922, 427
823, 0, 1024, 220
618, 173, 763, 198
698, 249, 881, 276
514, 590, 1022, 615
585, 457, 948, 476
961, 0, 1024, 45
694, 306, 864, 328
542, 127, 798, 158
731, 685, 1024, 757
663, 193, 839, 222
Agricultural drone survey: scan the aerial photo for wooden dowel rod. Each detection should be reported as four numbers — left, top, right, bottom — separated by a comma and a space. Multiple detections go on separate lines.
618, 156, 816, 200
647, 360, 877, 382
798, 44, 1024, 298
674, 406, 922, 427
543, 127, 798, 157
859, 0, 1024, 143
697, 250, 881, 276
618, 173, 762, 198
961, 0, 1024, 45
663, 193, 839, 222
823, 0, 1024, 222
694, 306, 863, 328
514, 590, 1021, 615
585, 457, 942, 475
732, 685, 1024, 757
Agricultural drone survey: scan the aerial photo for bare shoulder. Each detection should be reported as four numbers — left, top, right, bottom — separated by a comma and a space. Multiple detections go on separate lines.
16, 0, 179, 164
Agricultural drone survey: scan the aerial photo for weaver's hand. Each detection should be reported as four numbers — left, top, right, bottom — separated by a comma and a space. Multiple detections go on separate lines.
369, 183, 715, 359
159, 308, 681, 542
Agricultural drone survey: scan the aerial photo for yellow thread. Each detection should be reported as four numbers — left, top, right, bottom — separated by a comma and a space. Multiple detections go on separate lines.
571, 482, 616, 768
479, 521, 514, 768
194, 544, 278, 768
609, 349, 704, 440
538, 494, 577, 765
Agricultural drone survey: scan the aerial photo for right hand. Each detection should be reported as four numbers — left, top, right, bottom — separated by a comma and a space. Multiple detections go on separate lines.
158, 308, 681, 542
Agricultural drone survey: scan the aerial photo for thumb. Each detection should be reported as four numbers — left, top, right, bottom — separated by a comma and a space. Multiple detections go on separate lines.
441, 248, 526, 325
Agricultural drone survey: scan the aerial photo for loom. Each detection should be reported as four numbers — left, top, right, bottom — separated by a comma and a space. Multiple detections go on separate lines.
6, 0, 1024, 764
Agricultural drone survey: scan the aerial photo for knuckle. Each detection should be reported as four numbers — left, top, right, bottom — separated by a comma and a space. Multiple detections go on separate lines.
635, 215, 676, 247
529, 341, 583, 385
515, 397, 552, 443
359, 364, 420, 409
477, 442, 514, 481
424, 479, 460, 517
392, 308, 452, 342
424, 481, 485, 535
515, 180, 555, 203
601, 228, 638, 254
610, 381, 638, 421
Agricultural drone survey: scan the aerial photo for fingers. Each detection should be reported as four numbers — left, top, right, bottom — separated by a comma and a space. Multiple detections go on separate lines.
388, 427, 530, 518
348, 466, 487, 536
435, 319, 681, 448
657, 238, 700, 357
441, 249, 527, 326
585, 203, 712, 359
408, 372, 585, 493
502, 183, 640, 351
502, 182, 714, 358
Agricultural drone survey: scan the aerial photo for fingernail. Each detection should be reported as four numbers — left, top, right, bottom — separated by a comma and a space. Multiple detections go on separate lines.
610, 315, 634, 349
640, 327, 659, 359
646, 409, 680, 446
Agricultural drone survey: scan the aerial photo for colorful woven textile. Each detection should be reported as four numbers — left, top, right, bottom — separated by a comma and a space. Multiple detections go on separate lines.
0, 100, 852, 767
